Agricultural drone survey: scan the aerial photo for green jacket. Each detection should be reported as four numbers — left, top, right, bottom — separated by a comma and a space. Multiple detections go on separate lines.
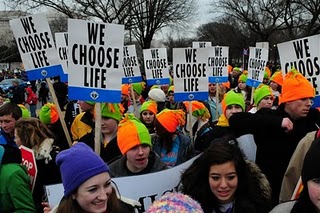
0, 163, 36, 212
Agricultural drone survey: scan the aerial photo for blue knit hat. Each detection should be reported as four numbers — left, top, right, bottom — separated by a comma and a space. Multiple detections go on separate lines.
56, 142, 110, 197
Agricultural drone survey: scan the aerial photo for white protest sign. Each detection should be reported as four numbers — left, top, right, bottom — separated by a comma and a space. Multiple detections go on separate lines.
55, 32, 68, 82
0, 63, 9, 70
68, 19, 124, 103
277, 34, 320, 107
192, 41, 212, 48
9, 13, 63, 80
256, 42, 269, 49
122, 45, 142, 84
208, 46, 229, 83
247, 47, 269, 88
173, 48, 209, 101
45, 155, 198, 212
143, 48, 170, 86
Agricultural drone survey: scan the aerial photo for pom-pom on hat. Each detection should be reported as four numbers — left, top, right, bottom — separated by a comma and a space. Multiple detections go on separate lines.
56, 142, 109, 197
279, 68, 315, 104
117, 113, 152, 155
156, 109, 185, 133
100, 103, 124, 121
301, 138, 320, 185
270, 71, 284, 86
183, 101, 210, 120
146, 192, 204, 213
221, 90, 245, 115
253, 85, 273, 106
18, 104, 30, 118
140, 100, 157, 115
39, 103, 59, 124
148, 88, 166, 102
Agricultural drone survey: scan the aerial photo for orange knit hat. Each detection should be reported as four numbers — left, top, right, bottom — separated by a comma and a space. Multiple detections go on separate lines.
121, 84, 129, 96
270, 71, 284, 86
183, 101, 210, 120
279, 68, 315, 104
156, 109, 185, 133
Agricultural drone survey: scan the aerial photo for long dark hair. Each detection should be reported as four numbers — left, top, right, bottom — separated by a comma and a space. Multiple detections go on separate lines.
154, 118, 175, 153
56, 186, 122, 213
180, 138, 251, 212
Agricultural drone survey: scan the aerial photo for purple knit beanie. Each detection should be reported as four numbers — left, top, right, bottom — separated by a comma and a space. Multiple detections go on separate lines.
56, 142, 109, 196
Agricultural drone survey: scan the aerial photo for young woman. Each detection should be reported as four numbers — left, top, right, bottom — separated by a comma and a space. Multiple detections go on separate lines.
270, 137, 320, 213
180, 138, 272, 213
45, 142, 138, 212
269, 71, 283, 109
234, 72, 252, 111
139, 100, 157, 135
14, 117, 61, 212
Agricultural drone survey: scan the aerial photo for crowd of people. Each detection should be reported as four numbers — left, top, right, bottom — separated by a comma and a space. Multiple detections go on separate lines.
0, 65, 320, 213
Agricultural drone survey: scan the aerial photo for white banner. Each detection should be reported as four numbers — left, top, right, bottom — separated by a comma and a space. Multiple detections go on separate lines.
67, 19, 124, 102
45, 155, 199, 212
9, 13, 63, 80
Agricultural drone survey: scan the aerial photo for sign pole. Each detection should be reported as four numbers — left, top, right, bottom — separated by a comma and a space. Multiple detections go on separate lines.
94, 103, 101, 155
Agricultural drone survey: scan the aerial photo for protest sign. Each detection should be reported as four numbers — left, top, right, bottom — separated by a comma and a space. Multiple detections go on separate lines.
143, 48, 170, 86
55, 32, 68, 82
68, 19, 124, 103
173, 48, 209, 101
247, 47, 269, 88
20, 145, 37, 193
122, 45, 142, 84
45, 155, 199, 212
208, 46, 229, 83
192, 41, 212, 48
9, 13, 63, 80
278, 34, 320, 107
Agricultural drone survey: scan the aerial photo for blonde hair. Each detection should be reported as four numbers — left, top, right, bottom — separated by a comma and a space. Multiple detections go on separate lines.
15, 117, 54, 149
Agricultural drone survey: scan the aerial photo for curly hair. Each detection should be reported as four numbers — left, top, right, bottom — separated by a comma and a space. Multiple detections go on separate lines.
15, 117, 54, 148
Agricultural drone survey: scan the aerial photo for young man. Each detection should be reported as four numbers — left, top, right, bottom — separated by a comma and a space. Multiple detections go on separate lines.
109, 113, 167, 177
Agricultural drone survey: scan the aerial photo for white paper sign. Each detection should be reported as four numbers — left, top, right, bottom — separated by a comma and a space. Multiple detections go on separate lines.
192, 41, 212, 48
122, 45, 142, 84
208, 46, 229, 83
247, 47, 269, 88
45, 155, 199, 212
55, 32, 68, 74
143, 48, 170, 86
277, 34, 320, 107
68, 19, 124, 103
9, 13, 63, 80
173, 48, 209, 101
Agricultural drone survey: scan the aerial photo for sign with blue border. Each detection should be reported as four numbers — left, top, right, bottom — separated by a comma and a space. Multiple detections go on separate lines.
55, 32, 68, 83
9, 13, 63, 80
67, 19, 124, 103
173, 48, 209, 101
143, 48, 170, 86
122, 45, 142, 84
247, 47, 268, 88
208, 46, 229, 84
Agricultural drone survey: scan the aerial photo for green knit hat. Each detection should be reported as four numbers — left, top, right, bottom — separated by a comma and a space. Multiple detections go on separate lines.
100, 103, 123, 121
117, 113, 151, 154
140, 100, 157, 115
18, 104, 31, 118
131, 82, 145, 95
233, 67, 242, 73
85, 101, 95, 106
221, 90, 245, 114
253, 85, 273, 106
238, 73, 248, 83
39, 103, 59, 124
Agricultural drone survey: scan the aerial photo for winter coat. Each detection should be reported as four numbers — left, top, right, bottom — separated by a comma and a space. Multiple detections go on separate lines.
279, 130, 316, 202
229, 107, 320, 205
0, 148, 36, 212
109, 151, 167, 177
152, 132, 195, 167
270, 201, 295, 213
71, 111, 94, 141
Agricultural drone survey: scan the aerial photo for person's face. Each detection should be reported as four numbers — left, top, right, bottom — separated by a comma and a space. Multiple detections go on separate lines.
285, 98, 313, 120
231, 71, 240, 77
209, 161, 238, 204
161, 85, 169, 93
168, 92, 174, 103
79, 101, 94, 112
0, 114, 16, 136
126, 144, 150, 173
263, 78, 269, 84
208, 83, 216, 94
73, 172, 112, 213
238, 81, 246, 90
0, 97, 4, 105
257, 95, 274, 110
14, 129, 22, 147
101, 118, 118, 135
225, 105, 243, 119
141, 110, 155, 124
269, 81, 279, 91
307, 178, 320, 211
